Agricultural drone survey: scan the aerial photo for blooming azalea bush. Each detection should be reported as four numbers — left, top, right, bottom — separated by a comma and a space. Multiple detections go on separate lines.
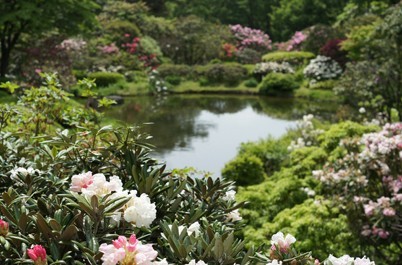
253, 62, 295, 80
230, 24, 272, 53
314, 123, 402, 263
303, 56, 343, 84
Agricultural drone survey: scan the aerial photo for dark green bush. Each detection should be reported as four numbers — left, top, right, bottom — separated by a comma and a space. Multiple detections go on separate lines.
165, 75, 181, 86
244, 78, 259, 88
221, 155, 265, 186
157, 64, 193, 79
262, 51, 315, 66
72, 70, 87, 80
258, 73, 299, 94
198, 63, 248, 86
88, 72, 125, 87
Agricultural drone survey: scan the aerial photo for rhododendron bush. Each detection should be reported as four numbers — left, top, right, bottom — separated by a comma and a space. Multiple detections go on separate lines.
0, 76, 380, 264
314, 123, 402, 263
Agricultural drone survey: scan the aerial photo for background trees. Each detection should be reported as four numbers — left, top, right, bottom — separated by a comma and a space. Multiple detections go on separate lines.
0, 0, 98, 77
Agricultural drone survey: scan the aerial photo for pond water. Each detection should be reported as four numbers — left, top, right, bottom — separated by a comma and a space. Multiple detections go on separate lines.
105, 95, 338, 177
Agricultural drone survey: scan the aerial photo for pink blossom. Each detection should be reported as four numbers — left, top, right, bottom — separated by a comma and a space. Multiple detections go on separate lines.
99, 234, 158, 265
378, 229, 390, 239
70, 171, 94, 192
383, 207, 396, 217
27, 245, 47, 265
0, 219, 9, 236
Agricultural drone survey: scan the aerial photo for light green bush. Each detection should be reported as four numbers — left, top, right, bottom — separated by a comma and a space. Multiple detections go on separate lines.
88, 72, 125, 87
262, 51, 315, 65
221, 155, 265, 186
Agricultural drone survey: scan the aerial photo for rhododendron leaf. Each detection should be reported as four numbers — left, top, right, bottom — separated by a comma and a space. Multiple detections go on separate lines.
36, 213, 53, 240
49, 219, 62, 231
60, 225, 78, 241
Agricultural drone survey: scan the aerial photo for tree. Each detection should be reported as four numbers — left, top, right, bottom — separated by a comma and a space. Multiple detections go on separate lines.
269, 0, 348, 41
0, 0, 98, 77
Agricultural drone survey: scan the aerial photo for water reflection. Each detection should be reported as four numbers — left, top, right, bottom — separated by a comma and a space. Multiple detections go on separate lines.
105, 95, 337, 176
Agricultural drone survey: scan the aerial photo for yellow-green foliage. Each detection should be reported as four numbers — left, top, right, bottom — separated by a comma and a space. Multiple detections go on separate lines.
262, 51, 315, 65
221, 155, 266, 186
252, 199, 359, 261
289, 146, 327, 178
237, 169, 308, 227
317, 121, 378, 152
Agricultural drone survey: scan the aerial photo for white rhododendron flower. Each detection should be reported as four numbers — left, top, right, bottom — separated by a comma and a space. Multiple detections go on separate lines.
222, 190, 236, 201
153, 259, 169, 265
266, 260, 282, 265
187, 222, 201, 236
271, 232, 296, 251
186, 260, 207, 265
10, 167, 37, 180
124, 192, 157, 228
81, 174, 123, 197
326, 254, 354, 265
226, 209, 242, 222
354, 256, 375, 265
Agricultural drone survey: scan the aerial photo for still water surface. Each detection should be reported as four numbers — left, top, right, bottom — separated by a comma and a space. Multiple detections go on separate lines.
105, 95, 337, 177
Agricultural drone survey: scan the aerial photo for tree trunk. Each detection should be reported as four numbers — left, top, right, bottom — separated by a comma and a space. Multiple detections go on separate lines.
0, 45, 10, 78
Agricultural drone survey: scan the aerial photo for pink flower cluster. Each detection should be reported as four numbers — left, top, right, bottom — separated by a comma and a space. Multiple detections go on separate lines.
27, 245, 47, 265
99, 234, 159, 265
100, 43, 120, 54
315, 123, 402, 242
287, 31, 307, 51
230, 24, 272, 51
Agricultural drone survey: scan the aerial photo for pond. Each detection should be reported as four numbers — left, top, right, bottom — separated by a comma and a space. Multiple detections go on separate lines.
105, 95, 338, 177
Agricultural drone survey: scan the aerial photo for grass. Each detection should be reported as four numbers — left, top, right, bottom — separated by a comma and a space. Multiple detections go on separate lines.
294, 87, 340, 101
170, 81, 259, 94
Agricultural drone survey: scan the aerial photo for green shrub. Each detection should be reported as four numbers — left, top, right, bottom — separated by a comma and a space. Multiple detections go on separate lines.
72, 69, 87, 80
252, 199, 359, 261
318, 121, 378, 153
262, 51, 315, 65
198, 77, 209, 86
157, 64, 193, 79
221, 155, 265, 186
237, 169, 307, 226
239, 137, 289, 175
244, 78, 259, 88
198, 63, 248, 86
105, 20, 141, 43
88, 72, 125, 87
289, 146, 327, 178
165, 75, 181, 86
309, 80, 337, 90
258, 73, 299, 94
139, 36, 163, 57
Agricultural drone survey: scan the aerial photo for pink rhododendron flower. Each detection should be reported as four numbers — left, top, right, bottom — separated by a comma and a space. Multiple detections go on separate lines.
0, 219, 9, 236
70, 171, 94, 192
99, 234, 158, 265
27, 245, 47, 265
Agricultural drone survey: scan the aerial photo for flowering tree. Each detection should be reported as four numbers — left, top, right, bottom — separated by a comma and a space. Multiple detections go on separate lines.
230, 24, 272, 52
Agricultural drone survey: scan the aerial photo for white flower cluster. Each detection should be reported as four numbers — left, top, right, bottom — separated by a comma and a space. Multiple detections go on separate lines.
165, 222, 201, 237
303, 56, 342, 84
325, 254, 375, 265
70, 172, 156, 228
254, 62, 294, 75
288, 114, 324, 151
186, 260, 207, 265
59, 38, 87, 51
222, 190, 242, 222
149, 70, 168, 93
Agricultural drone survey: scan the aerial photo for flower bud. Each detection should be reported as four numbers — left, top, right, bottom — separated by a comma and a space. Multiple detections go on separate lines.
27, 245, 47, 265
0, 219, 9, 236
